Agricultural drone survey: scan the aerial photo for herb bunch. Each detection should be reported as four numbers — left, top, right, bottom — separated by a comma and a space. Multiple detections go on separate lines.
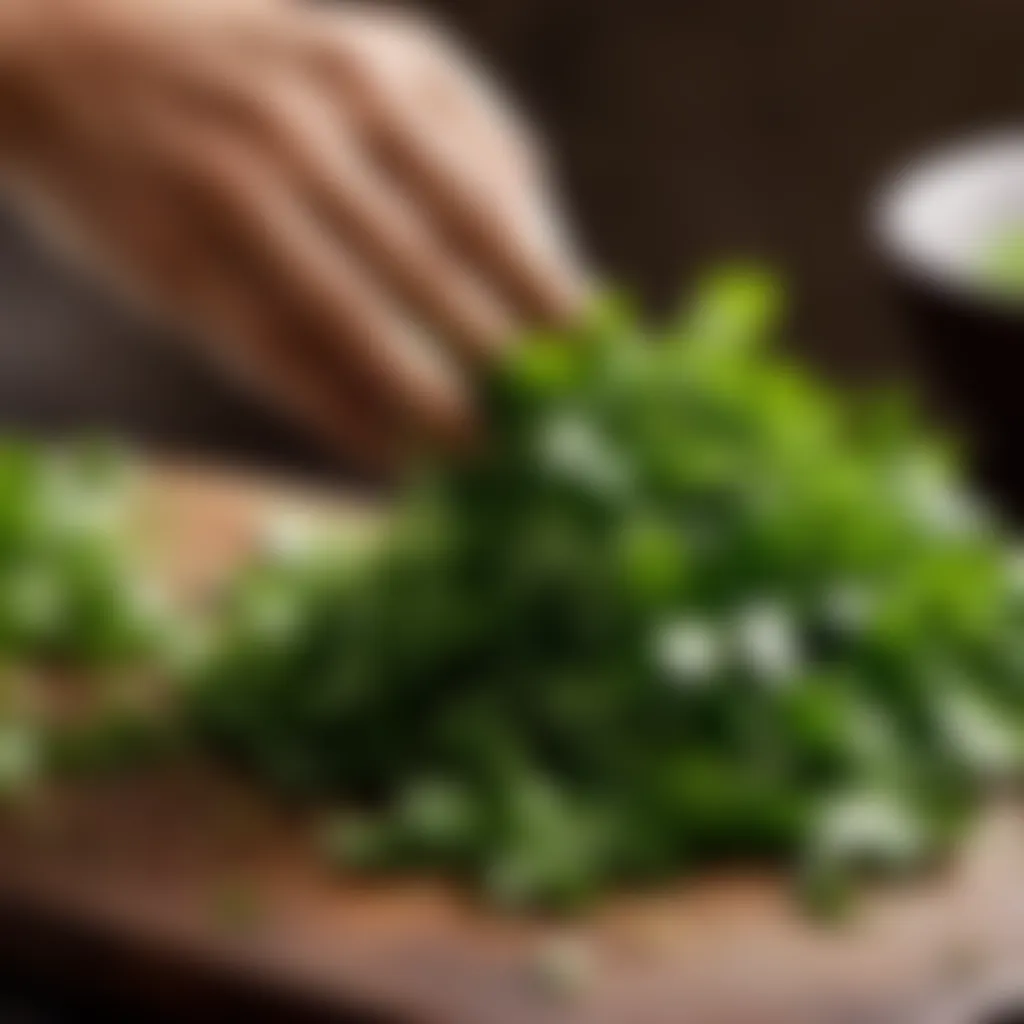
194, 269, 1024, 910
0, 440, 172, 790
0, 440, 164, 663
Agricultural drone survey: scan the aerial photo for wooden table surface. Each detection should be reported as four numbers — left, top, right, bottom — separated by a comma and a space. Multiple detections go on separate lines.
0, 467, 1021, 1024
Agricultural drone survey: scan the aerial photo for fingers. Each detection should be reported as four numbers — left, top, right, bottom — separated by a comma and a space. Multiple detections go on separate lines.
220, 72, 518, 365
140, 107, 475, 449
2, 0, 592, 469
303, 10, 590, 326
179, 281, 405, 473
423, 70, 590, 308
377, 92, 588, 324
17, 142, 402, 472
418, 51, 589, 284
135, 23, 549, 365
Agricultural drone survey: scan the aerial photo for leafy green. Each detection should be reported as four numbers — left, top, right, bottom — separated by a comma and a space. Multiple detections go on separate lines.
0, 439, 172, 791
0, 439, 166, 664
193, 267, 1024, 909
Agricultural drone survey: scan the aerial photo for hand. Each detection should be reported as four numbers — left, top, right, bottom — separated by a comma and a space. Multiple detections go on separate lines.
0, 0, 588, 469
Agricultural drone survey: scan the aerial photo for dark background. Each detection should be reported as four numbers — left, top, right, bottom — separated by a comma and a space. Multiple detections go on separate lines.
0, 0, 1021, 479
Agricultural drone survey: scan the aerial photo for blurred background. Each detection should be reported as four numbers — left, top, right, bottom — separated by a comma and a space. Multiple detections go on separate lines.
3, 0, 1021, 478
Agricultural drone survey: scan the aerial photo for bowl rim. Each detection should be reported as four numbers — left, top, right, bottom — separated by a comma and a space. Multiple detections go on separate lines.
872, 126, 1024, 313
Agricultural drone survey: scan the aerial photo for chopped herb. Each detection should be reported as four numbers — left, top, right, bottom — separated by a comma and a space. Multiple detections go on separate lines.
193, 267, 1024, 909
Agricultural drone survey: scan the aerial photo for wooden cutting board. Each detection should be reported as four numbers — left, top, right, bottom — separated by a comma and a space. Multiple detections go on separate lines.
0, 464, 1021, 1024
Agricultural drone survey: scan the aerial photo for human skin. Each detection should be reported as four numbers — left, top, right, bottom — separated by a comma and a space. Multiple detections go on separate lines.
0, 0, 588, 469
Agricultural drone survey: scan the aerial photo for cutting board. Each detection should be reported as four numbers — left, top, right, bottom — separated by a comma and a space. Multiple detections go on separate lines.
0, 464, 1021, 1024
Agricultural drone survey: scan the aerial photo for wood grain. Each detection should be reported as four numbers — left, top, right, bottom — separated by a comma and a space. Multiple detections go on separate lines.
0, 466, 1020, 1024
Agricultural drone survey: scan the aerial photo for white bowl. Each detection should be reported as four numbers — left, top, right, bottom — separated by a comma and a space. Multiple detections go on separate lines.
875, 128, 1024, 305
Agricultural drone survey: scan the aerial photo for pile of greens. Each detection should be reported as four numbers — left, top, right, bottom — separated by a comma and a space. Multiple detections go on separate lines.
0, 440, 163, 663
193, 269, 1024, 910
0, 440, 169, 789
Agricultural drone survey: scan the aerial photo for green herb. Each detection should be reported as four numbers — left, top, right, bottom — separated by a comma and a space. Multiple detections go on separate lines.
193, 267, 1024, 910
0, 439, 167, 664
0, 439, 173, 782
